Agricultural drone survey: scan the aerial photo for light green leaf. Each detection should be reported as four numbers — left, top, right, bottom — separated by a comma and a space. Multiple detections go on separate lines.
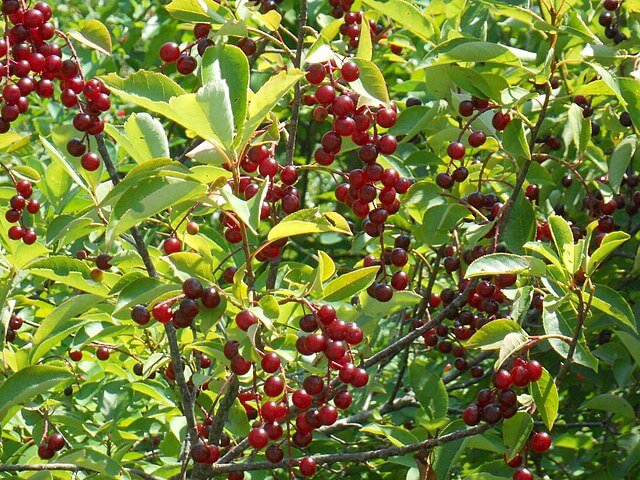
267, 208, 351, 242
529, 368, 558, 430
56, 449, 122, 476
107, 177, 206, 244
362, 0, 433, 40
105, 113, 170, 164
437, 41, 524, 67
616, 331, 640, 367
421, 203, 469, 246
588, 231, 630, 274
69, 19, 112, 55
239, 69, 304, 149
101, 70, 186, 121
322, 266, 380, 302
466, 253, 546, 278
28, 257, 115, 296
259, 295, 280, 320
165, 0, 231, 22
567, 103, 591, 153
466, 319, 528, 350
40, 136, 91, 193
201, 45, 249, 131
356, 15, 372, 61
0, 366, 72, 425
350, 58, 390, 106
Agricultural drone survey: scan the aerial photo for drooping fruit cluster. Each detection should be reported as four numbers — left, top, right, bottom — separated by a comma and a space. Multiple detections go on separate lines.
501, 430, 552, 480
0, 0, 111, 168
597, 0, 626, 44
4, 179, 38, 243
220, 303, 366, 472
37, 432, 65, 459
436, 96, 511, 190
462, 358, 543, 426
363, 234, 411, 302
159, 22, 213, 75
130, 277, 221, 330
4, 313, 23, 343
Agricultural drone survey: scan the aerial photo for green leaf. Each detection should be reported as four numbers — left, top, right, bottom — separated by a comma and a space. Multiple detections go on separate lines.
582, 393, 635, 419
543, 308, 598, 371
169, 82, 235, 149
165, 0, 230, 22
105, 113, 169, 164
107, 176, 206, 244
590, 285, 637, 333
310, 250, 336, 296
608, 136, 637, 193
349, 58, 390, 106
362, 0, 433, 41
616, 331, 640, 368
503, 412, 533, 461
31, 294, 103, 363
465, 253, 546, 278
421, 203, 469, 246
322, 266, 380, 302
221, 181, 269, 235
40, 136, 91, 194
267, 208, 352, 242
414, 373, 448, 420
437, 41, 524, 67
466, 319, 528, 350
432, 420, 467, 479
28, 256, 115, 296
114, 277, 177, 314
259, 295, 280, 320
502, 118, 530, 159
567, 104, 591, 153
548, 214, 575, 271
69, 19, 112, 55
356, 15, 372, 61
503, 193, 536, 254
588, 231, 630, 274
56, 449, 122, 476
529, 368, 558, 430
239, 69, 304, 150
101, 70, 186, 121
0, 366, 72, 425
201, 45, 249, 132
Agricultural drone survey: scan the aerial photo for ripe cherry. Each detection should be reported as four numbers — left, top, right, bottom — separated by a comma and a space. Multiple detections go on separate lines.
447, 142, 465, 160
462, 405, 480, 426
299, 457, 317, 477
530, 431, 552, 453
163, 237, 182, 255
513, 468, 533, 480
248, 427, 269, 450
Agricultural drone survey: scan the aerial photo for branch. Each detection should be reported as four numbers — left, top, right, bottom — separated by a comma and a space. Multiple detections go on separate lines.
95, 134, 198, 447
0, 464, 162, 480
285, 0, 307, 166
204, 424, 491, 474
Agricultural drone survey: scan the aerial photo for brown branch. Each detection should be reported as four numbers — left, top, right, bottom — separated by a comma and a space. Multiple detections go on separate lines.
0, 464, 161, 480
204, 423, 491, 474
95, 133, 198, 449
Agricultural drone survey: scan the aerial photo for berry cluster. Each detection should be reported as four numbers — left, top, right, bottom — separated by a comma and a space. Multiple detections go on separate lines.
221, 303, 364, 476
363, 234, 411, 301
0, 0, 111, 169
4, 179, 38, 243
462, 358, 543, 427
248, 0, 284, 13
437, 96, 511, 190
131, 277, 221, 330
4, 313, 23, 342
598, 0, 626, 44
159, 22, 213, 75
37, 432, 65, 459
503, 431, 552, 480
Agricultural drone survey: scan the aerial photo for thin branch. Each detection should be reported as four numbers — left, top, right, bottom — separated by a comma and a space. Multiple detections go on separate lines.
0, 464, 161, 480
204, 424, 491, 474
285, 0, 307, 166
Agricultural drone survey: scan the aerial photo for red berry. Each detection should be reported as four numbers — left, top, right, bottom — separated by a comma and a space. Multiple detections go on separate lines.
163, 237, 182, 255
341, 61, 360, 82
299, 457, 317, 477
530, 431, 552, 453
248, 427, 269, 450
513, 468, 533, 480
492, 369, 513, 390
236, 310, 257, 331
526, 360, 543, 382
447, 142, 465, 160
462, 404, 480, 426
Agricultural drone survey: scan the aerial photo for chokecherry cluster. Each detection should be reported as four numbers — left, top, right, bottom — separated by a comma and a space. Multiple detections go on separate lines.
220, 303, 365, 476
130, 277, 221, 330
37, 432, 65, 459
4, 313, 23, 343
159, 22, 214, 75
462, 357, 543, 427
597, 0, 627, 44
502, 431, 552, 480
437, 96, 511, 190
363, 234, 411, 301
4, 178, 39, 243
0, 0, 112, 171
